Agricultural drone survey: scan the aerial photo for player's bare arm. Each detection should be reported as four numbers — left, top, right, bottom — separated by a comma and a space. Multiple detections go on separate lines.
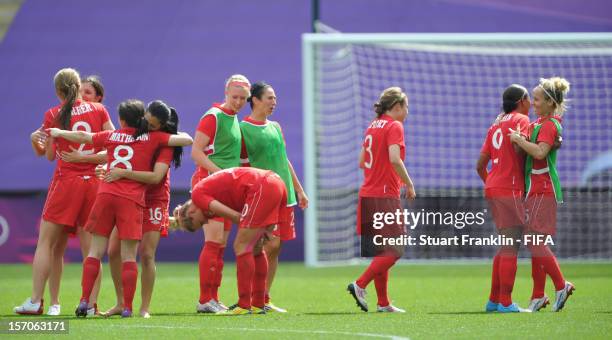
191, 131, 222, 173
288, 160, 308, 209
509, 126, 551, 160
47, 128, 94, 144
208, 200, 241, 224
475, 153, 490, 184
104, 162, 169, 184
389, 144, 415, 200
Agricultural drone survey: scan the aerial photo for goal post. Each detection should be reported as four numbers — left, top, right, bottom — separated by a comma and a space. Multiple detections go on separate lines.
303, 32, 612, 267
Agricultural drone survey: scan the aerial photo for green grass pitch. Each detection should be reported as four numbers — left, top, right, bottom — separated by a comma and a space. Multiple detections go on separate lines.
1, 262, 611, 339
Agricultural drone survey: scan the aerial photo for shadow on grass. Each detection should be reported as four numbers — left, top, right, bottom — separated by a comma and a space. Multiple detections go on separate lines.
300, 312, 375, 316
427, 311, 491, 315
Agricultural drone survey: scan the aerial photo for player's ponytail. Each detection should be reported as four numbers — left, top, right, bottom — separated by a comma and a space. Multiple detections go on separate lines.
147, 100, 183, 168
54, 68, 81, 130
502, 84, 529, 114
374, 86, 407, 117
118, 99, 148, 139
538, 77, 570, 115
248, 81, 271, 109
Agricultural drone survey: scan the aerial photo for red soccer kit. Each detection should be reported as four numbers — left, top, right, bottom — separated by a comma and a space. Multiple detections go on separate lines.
359, 114, 405, 198
525, 116, 563, 235
86, 128, 171, 240
357, 114, 405, 235
42, 100, 111, 229
142, 147, 173, 237
480, 112, 530, 228
191, 168, 289, 229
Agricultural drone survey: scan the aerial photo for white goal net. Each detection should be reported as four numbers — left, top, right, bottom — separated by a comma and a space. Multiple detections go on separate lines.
302, 33, 612, 266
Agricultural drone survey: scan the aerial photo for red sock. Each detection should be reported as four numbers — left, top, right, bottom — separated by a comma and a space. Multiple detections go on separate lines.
212, 246, 225, 301
489, 252, 501, 303
121, 261, 138, 311
534, 245, 565, 291
530, 257, 546, 299
356, 256, 397, 289
374, 268, 390, 307
81, 257, 100, 302
252, 251, 268, 308
498, 248, 518, 307
198, 241, 220, 304
264, 292, 270, 304
236, 252, 255, 309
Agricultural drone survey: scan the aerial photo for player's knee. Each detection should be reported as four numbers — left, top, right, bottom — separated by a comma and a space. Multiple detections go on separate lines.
107, 244, 120, 260
140, 252, 156, 267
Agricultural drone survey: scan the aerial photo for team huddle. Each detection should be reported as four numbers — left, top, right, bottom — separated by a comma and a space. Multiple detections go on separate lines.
15, 69, 307, 317
14, 67, 573, 317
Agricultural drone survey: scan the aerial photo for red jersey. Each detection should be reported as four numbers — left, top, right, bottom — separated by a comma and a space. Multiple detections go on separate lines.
191, 167, 275, 214
480, 112, 530, 191
92, 128, 170, 206
42, 100, 111, 177
528, 116, 563, 194
359, 114, 405, 198
145, 147, 173, 203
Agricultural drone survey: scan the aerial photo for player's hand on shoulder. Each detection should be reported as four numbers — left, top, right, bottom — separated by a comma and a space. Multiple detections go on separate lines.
508, 124, 524, 144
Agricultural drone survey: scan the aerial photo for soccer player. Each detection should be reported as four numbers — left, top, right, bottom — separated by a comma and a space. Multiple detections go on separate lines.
48, 74, 108, 316
347, 87, 415, 313
509, 77, 574, 312
191, 74, 251, 313
476, 84, 531, 313
240, 82, 308, 313
47, 99, 193, 318
174, 167, 290, 315
100, 100, 183, 318
15, 68, 114, 316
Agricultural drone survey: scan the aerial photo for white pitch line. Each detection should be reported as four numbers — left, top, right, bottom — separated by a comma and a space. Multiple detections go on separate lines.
104, 324, 410, 340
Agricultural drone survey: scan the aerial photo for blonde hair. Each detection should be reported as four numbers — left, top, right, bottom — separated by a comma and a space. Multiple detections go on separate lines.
374, 86, 407, 117
54, 68, 81, 129
538, 77, 570, 115
225, 74, 251, 92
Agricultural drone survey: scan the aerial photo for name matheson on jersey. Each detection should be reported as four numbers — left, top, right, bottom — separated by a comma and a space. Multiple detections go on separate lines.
71, 103, 95, 116
109, 132, 151, 143
369, 119, 388, 129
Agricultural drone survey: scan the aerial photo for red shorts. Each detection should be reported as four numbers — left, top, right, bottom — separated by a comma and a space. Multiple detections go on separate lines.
143, 200, 169, 238
525, 192, 556, 235
239, 173, 287, 229
356, 196, 405, 236
273, 205, 296, 241
485, 188, 526, 230
86, 193, 144, 240
43, 175, 99, 230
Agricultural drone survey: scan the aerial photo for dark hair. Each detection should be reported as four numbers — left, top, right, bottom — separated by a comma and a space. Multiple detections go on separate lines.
118, 99, 148, 139
54, 68, 81, 130
374, 87, 407, 118
82, 75, 105, 102
147, 100, 183, 168
247, 81, 272, 109
502, 84, 528, 114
